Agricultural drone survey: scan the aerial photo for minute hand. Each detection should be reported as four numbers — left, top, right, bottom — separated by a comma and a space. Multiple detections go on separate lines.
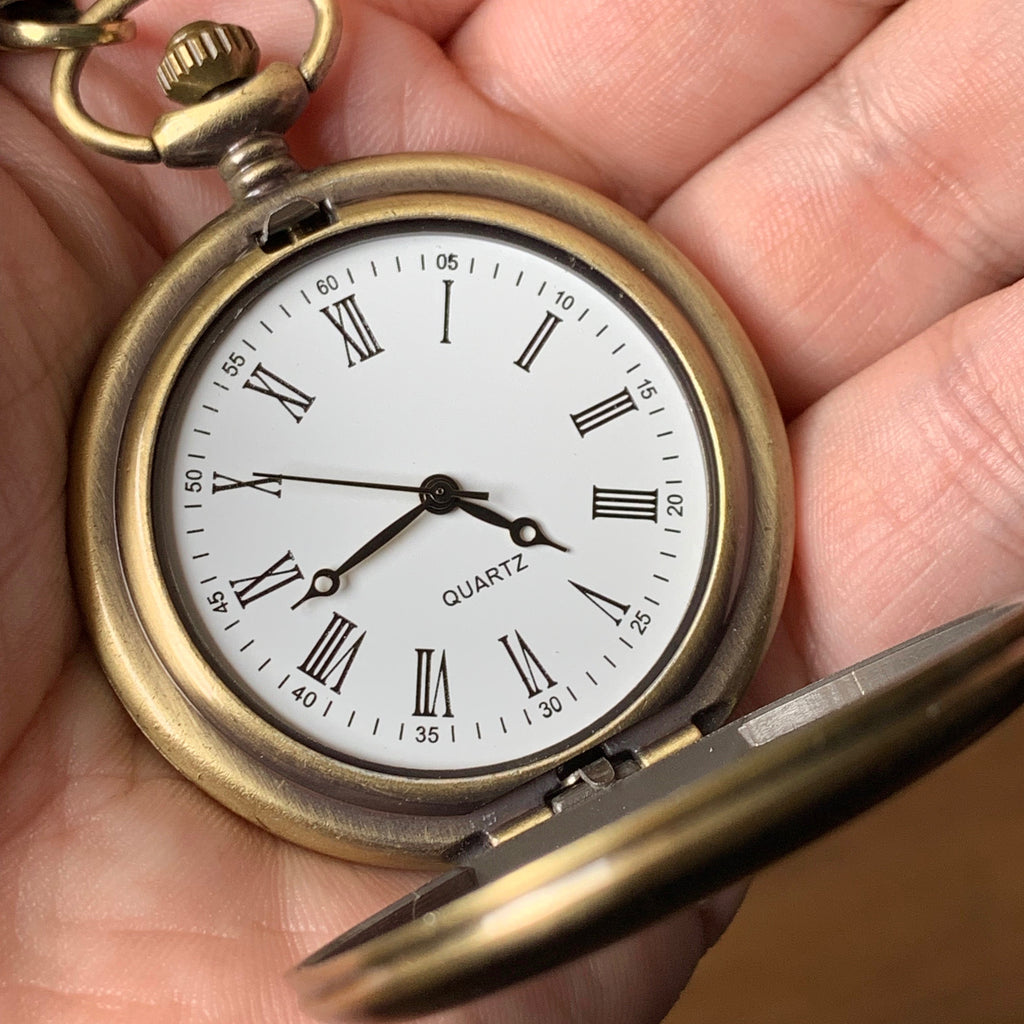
453, 498, 568, 552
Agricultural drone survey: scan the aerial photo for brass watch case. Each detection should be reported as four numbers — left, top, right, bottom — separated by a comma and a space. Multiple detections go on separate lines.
70, 154, 793, 866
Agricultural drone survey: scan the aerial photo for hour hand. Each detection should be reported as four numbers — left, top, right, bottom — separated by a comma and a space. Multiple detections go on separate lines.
453, 498, 568, 551
292, 502, 427, 608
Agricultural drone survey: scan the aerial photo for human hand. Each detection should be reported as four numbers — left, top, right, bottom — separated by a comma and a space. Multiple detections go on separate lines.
3, 1, 1024, 1022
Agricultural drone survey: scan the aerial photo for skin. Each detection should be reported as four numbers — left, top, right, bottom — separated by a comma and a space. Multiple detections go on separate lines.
3, 0, 1024, 1020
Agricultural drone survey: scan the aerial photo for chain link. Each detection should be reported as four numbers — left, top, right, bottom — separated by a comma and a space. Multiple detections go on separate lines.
0, 0, 133, 50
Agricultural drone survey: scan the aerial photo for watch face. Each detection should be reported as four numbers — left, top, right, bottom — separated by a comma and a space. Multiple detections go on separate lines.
149, 204, 729, 778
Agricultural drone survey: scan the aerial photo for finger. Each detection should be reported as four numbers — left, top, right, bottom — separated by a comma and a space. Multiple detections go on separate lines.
446, 0, 901, 212
361, 0, 483, 41
753, 278, 1024, 708
655, 0, 1024, 415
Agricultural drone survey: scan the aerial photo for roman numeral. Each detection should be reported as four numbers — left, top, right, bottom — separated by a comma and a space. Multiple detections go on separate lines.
592, 486, 658, 521
514, 311, 562, 372
413, 648, 454, 718
440, 279, 454, 345
229, 551, 304, 608
569, 580, 631, 626
570, 387, 637, 436
212, 471, 283, 498
242, 363, 316, 423
298, 612, 366, 694
498, 630, 558, 698
320, 294, 384, 367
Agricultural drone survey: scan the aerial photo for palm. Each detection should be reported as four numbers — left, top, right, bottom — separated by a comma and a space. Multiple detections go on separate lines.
3, 1, 1023, 1021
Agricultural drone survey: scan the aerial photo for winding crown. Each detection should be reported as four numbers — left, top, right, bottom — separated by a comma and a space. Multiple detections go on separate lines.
157, 21, 260, 105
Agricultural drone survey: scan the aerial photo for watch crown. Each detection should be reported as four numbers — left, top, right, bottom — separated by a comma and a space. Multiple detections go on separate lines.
157, 21, 260, 106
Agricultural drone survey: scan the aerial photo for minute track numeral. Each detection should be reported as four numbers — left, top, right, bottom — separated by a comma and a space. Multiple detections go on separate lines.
319, 294, 384, 367
498, 630, 558, 698
592, 486, 659, 521
571, 387, 637, 436
298, 612, 367, 694
242, 363, 316, 423
229, 551, 304, 608
514, 311, 562, 372
211, 471, 283, 498
413, 648, 454, 718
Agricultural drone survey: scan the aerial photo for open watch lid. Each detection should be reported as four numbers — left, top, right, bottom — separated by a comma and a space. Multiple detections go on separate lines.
292, 600, 1024, 1021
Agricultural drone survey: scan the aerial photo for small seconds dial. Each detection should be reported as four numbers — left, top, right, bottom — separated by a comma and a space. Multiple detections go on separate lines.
155, 219, 717, 774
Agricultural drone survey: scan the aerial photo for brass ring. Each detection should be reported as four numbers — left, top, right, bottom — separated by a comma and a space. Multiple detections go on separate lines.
0, 11, 134, 51
50, 0, 340, 163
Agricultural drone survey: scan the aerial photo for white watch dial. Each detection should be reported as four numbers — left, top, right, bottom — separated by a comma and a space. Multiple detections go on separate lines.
155, 219, 717, 774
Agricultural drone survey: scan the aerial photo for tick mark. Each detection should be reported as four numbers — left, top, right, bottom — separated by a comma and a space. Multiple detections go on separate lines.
202, 404, 219, 414
603, 655, 617, 668
260, 320, 273, 334
241, 339, 257, 351
612, 343, 625, 355
213, 381, 229, 391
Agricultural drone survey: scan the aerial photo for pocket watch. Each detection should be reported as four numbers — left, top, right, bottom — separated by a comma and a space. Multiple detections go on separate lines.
39, 1, 1024, 1020
61, 0, 791, 861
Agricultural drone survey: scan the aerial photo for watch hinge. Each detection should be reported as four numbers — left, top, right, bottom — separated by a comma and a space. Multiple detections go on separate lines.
481, 749, 645, 850
546, 751, 641, 814
258, 198, 336, 253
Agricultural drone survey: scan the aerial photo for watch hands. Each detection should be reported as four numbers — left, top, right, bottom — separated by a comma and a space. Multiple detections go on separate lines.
292, 502, 428, 608
453, 497, 569, 552
294, 476, 566, 608
255, 472, 489, 501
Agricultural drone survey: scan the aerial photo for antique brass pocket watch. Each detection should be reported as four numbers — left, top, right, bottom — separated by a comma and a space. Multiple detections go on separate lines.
27, 0, 1024, 1019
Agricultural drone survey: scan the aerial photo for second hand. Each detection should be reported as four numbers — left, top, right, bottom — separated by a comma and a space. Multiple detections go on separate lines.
255, 473, 489, 501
